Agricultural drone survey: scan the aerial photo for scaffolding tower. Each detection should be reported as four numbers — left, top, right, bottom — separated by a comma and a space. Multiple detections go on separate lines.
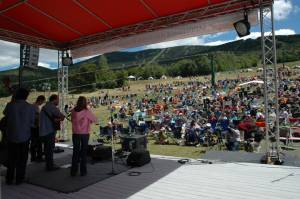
57, 50, 69, 141
259, 1, 281, 162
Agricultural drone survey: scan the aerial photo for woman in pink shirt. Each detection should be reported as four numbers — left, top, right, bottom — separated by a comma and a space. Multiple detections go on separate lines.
71, 96, 97, 176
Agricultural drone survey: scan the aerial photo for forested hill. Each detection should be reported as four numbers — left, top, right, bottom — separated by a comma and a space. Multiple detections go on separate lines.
72, 34, 300, 69
0, 34, 299, 96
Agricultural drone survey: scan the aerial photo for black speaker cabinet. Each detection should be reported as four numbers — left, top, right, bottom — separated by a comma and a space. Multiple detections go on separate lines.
89, 145, 112, 161
127, 150, 151, 167
120, 134, 147, 152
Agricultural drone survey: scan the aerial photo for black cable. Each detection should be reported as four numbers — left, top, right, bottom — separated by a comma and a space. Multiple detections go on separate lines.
127, 161, 155, 176
177, 158, 213, 165
177, 158, 191, 164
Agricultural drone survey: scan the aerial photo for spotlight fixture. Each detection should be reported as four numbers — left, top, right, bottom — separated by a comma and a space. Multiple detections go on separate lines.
234, 11, 251, 37
62, 52, 73, 66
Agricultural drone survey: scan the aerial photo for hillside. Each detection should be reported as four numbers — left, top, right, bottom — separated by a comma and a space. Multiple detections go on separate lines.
71, 34, 300, 69
1, 34, 300, 96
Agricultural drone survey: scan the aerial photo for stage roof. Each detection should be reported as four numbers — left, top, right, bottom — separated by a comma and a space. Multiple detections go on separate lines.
0, 0, 272, 58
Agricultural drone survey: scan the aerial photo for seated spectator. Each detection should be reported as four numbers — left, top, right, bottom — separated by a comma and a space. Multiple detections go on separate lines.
226, 126, 241, 151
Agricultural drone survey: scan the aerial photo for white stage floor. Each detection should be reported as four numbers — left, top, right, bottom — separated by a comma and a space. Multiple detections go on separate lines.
1, 155, 300, 199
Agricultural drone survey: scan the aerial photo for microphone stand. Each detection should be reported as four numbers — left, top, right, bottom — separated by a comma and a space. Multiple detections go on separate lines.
109, 108, 117, 175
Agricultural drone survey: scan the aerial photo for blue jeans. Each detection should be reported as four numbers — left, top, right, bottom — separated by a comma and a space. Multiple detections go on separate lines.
71, 134, 89, 175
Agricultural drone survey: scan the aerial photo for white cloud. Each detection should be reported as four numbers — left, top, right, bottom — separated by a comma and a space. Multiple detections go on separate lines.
144, 33, 226, 49
39, 48, 57, 65
73, 55, 99, 63
273, 0, 293, 20
0, 40, 20, 67
38, 62, 51, 68
273, 28, 296, 35
236, 28, 296, 40
145, 37, 203, 49
205, 40, 234, 46
206, 29, 296, 46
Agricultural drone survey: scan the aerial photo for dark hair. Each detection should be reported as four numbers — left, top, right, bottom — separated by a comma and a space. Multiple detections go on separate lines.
49, 94, 58, 102
15, 88, 29, 100
74, 96, 87, 112
36, 95, 46, 103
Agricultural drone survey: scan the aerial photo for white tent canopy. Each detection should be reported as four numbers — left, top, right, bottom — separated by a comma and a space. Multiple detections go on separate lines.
239, 80, 264, 87
72, 10, 258, 58
128, 75, 136, 79
161, 75, 167, 79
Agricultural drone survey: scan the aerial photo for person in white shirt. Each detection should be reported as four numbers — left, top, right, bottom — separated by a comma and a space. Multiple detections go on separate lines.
226, 126, 241, 151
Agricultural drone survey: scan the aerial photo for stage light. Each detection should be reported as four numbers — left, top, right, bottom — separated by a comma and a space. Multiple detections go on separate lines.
62, 53, 73, 66
234, 12, 250, 37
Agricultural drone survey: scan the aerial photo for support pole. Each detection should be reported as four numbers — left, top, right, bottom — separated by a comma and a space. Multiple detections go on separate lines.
259, 1, 281, 163
57, 50, 69, 141
210, 54, 216, 89
109, 108, 117, 175
270, 4, 281, 159
260, 3, 270, 156
18, 63, 23, 88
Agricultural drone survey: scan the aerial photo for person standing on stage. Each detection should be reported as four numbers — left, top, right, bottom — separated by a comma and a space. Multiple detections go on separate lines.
70, 96, 97, 176
30, 95, 46, 162
4, 88, 35, 185
39, 94, 65, 171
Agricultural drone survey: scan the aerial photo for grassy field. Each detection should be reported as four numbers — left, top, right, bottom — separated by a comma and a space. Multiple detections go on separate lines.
1, 65, 300, 159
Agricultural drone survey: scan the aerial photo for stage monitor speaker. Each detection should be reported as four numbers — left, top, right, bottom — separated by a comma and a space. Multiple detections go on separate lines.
88, 145, 112, 161
127, 150, 151, 167
87, 143, 103, 155
121, 134, 147, 152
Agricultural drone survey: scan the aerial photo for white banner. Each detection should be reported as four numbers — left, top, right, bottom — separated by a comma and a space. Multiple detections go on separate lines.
72, 10, 258, 58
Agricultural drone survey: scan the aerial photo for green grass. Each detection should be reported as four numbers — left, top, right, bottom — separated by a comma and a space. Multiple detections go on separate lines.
147, 140, 207, 158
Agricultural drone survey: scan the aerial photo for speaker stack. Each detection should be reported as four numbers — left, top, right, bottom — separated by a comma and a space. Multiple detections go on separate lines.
120, 134, 151, 167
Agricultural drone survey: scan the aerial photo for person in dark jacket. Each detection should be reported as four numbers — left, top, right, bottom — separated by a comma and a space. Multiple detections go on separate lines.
4, 88, 35, 185
39, 94, 65, 171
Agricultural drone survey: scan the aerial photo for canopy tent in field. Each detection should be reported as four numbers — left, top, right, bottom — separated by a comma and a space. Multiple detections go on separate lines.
128, 75, 136, 80
239, 80, 264, 87
161, 75, 167, 80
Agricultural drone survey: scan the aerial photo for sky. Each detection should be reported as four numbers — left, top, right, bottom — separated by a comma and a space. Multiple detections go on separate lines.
0, 0, 299, 71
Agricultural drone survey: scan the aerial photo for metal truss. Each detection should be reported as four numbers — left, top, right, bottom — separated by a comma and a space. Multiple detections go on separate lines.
0, 0, 272, 51
57, 50, 69, 141
259, 2, 280, 159
0, 28, 60, 50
